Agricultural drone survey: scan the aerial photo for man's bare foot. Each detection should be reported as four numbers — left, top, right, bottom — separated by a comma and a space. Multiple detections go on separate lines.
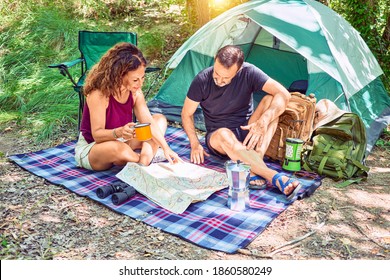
249, 173, 266, 189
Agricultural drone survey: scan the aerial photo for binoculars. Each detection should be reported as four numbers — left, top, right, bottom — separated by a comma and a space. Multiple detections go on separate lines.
96, 181, 136, 205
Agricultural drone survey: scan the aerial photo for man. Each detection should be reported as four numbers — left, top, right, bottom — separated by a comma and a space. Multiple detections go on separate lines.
181, 45, 301, 199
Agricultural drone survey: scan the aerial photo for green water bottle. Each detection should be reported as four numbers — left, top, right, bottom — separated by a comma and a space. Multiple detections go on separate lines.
282, 138, 304, 171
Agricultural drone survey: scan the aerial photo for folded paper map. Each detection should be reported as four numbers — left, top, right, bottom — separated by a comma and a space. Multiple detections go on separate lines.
116, 162, 228, 214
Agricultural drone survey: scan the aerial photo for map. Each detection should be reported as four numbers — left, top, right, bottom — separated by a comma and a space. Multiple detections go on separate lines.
116, 161, 229, 214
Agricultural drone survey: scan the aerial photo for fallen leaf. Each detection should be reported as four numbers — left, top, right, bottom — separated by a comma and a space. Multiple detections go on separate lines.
341, 238, 351, 245
371, 248, 381, 255
382, 236, 390, 244
310, 212, 318, 218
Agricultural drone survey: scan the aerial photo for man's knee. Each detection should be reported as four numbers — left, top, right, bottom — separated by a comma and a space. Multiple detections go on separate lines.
152, 113, 168, 132
152, 113, 167, 123
211, 128, 240, 150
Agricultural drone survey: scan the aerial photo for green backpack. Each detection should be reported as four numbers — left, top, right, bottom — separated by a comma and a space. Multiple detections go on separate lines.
303, 113, 370, 187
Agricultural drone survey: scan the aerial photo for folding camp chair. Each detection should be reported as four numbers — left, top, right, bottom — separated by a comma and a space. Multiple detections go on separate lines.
48, 30, 160, 129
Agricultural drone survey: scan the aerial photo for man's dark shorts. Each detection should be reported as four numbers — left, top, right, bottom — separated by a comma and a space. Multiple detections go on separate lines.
205, 125, 249, 159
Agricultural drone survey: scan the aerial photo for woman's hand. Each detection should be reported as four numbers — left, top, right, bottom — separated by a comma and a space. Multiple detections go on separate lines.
120, 122, 137, 141
163, 146, 183, 164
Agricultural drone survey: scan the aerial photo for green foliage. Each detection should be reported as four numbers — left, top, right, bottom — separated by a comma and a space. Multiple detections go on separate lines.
1, 234, 8, 248
375, 128, 390, 149
327, 0, 390, 92
314, 1, 390, 148
0, 0, 388, 147
0, 0, 191, 141
0, 2, 82, 139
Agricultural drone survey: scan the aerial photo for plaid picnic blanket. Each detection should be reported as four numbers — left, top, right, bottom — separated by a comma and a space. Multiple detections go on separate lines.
8, 126, 322, 253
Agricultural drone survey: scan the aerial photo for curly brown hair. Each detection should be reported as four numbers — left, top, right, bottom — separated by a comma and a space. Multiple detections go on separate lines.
83, 42, 147, 97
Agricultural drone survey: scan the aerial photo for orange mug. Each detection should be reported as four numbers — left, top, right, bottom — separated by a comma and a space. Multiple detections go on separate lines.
134, 123, 152, 141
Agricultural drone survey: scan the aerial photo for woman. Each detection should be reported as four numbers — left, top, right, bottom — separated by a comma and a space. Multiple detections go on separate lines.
75, 42, 181, 171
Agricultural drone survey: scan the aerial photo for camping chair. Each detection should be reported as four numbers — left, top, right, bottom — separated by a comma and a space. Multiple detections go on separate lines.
48, 30, 160, 129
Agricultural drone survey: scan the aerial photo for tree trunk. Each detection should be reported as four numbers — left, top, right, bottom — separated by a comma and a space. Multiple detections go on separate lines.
197, 0, 210, 26
186, 0, 210, 27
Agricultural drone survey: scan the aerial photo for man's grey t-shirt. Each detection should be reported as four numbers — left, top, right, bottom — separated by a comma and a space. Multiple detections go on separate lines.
186, 62, 269, 132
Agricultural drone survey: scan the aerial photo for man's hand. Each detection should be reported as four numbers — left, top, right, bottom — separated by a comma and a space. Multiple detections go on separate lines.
190, 142, 210, 164
241, 119, 267, 151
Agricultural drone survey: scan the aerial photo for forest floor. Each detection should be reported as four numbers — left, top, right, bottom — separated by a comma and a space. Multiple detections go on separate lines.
1, 121, 389, 261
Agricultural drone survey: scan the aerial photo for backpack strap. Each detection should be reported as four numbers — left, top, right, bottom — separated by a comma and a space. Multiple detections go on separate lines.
349, 158, 370, 173
318, 155, 343, 179
316, 141, 343, 179
335, 178, 364, 188
302, 161, 313, 172
335, 158, 369, 188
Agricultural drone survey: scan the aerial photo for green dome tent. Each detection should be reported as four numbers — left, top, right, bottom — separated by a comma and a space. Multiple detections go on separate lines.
148, 0, 390, 152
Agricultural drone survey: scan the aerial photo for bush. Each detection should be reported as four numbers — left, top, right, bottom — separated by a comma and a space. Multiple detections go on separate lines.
0, 0, 190, 141
327, 0, 390, 92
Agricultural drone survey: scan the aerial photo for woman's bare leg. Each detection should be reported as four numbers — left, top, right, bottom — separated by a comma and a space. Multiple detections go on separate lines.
88, 141, 140, 171
138, 114, 168, 166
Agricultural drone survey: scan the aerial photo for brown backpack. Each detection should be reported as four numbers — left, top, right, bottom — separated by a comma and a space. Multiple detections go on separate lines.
265, 92, 317, 162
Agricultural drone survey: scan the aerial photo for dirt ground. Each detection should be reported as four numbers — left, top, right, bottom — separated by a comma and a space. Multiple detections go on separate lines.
0, 121, 389, 260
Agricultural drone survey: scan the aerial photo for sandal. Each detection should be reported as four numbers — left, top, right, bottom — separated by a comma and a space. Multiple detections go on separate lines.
272, 173, 303, 200
248, 175, 267, 190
